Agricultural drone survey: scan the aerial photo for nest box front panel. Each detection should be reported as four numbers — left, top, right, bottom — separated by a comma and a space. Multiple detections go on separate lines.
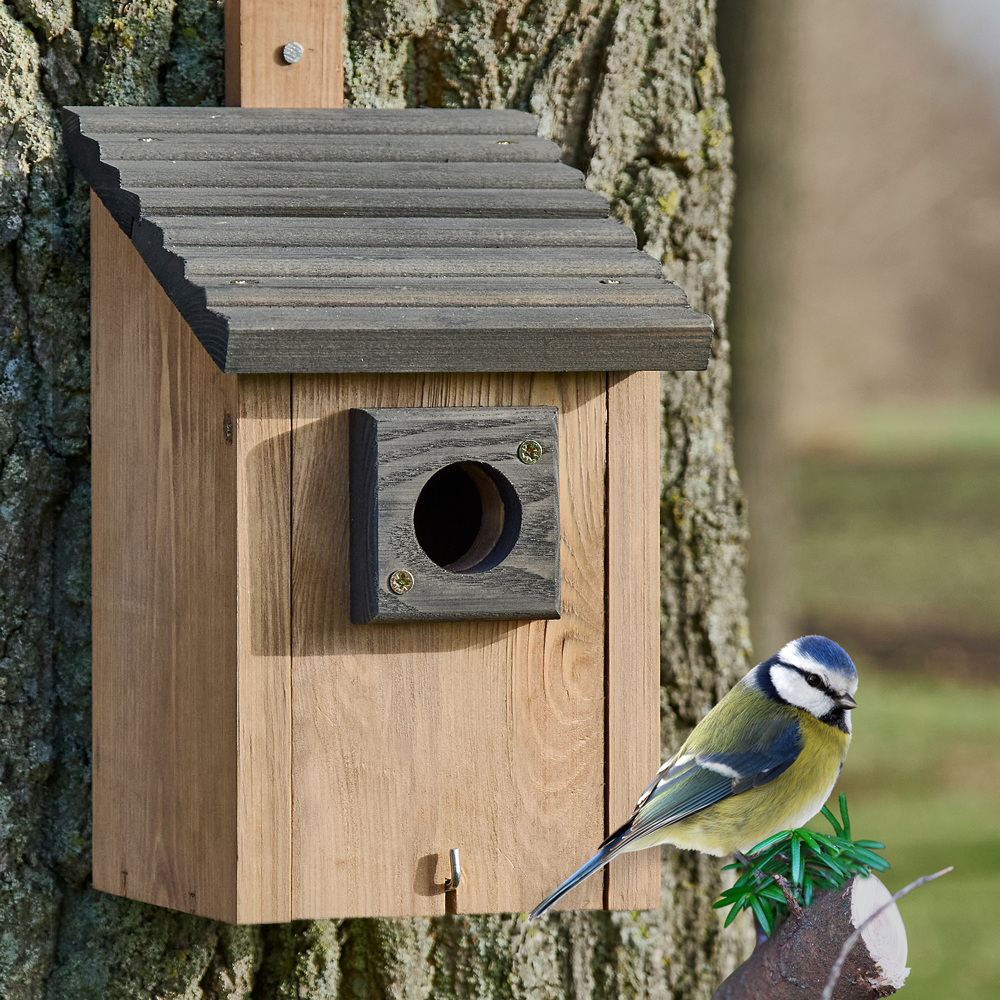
290, 373, 607, 917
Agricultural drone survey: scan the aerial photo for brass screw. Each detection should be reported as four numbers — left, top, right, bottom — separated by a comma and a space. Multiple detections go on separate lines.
517, 439, 542, 464
388, 570, 414, 595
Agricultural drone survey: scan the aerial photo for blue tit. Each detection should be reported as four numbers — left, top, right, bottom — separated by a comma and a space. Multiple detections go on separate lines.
529, 635, 858, 920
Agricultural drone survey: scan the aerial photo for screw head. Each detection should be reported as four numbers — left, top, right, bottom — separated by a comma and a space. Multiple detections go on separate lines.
517, 439, 542, 464
388, 570, 414, 595
282, 41, 304, 64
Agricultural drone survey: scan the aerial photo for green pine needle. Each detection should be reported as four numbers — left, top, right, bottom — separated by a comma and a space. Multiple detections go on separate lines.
714, 794, 889, 936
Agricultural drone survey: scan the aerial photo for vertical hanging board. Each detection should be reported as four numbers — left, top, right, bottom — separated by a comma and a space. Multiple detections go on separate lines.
90, 194, 661, 921
224, 0, 344, 108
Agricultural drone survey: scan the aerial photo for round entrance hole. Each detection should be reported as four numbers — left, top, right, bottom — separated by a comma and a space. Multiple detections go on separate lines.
413, 462, 521, 573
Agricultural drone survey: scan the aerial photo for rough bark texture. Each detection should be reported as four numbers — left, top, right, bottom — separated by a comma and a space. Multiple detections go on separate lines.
0, 1, 753, 996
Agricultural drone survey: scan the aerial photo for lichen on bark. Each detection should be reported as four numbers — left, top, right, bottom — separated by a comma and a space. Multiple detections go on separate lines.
0, 1, 752, 996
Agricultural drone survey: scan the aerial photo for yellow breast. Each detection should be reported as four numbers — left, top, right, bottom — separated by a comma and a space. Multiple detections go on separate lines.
644, 710, 851, 857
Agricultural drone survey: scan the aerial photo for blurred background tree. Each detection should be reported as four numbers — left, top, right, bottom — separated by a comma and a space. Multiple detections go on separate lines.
718, 1, 1000, 996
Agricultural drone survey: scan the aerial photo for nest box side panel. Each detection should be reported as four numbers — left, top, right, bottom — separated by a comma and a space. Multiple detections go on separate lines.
91, 195, 240, 920
234, 374, 293, 923
606, 371, 662, 911
290, 373, 607, 918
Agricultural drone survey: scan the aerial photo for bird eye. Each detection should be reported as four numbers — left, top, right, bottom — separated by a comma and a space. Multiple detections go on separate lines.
806, 674, 823, 689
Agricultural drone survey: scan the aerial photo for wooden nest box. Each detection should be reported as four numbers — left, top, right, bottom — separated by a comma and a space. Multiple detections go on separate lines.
65, 105, 714, 922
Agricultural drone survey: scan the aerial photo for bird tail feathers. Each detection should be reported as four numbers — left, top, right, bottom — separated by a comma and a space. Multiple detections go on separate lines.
528, 838, 621, 921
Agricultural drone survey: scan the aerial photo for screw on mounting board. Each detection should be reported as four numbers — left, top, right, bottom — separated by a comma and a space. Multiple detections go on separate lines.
388, 570, 414, 595
223, 414, 233, 445
517, 439, 542, 465
282, 41, 304, 64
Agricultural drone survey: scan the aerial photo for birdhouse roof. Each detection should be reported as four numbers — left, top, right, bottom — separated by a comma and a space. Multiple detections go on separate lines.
64, 107, 713, 374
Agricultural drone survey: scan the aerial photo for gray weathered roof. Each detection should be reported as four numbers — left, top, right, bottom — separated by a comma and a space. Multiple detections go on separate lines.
63, 107, 713, 374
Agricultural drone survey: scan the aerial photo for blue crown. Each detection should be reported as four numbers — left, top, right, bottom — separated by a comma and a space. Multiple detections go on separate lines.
784, 635, 857, 681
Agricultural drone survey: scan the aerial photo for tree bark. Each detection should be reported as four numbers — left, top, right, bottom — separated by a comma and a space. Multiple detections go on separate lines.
0, 1, 752, 996
712, 875, 909, 999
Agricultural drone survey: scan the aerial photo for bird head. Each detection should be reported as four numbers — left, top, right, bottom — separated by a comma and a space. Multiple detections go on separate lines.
763, 636, 859, 730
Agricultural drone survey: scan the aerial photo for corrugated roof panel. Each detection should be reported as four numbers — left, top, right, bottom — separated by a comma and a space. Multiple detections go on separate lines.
64, 106, 714, 374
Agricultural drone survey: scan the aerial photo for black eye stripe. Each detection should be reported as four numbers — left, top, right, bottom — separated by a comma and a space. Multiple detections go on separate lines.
791, 666, 837, 699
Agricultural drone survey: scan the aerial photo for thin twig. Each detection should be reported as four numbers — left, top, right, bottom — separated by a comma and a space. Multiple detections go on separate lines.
771, 872, 804, 922
820, 867, 953, 1000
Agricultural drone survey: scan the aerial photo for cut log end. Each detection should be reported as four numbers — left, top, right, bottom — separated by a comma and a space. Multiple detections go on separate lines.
713, 875, 910, 1000
852, 873, 910, 991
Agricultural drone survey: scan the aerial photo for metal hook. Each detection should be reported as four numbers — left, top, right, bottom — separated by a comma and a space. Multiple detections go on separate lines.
444, 848, 461, 891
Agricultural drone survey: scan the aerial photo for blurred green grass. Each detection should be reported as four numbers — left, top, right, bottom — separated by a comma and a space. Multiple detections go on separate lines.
844, 400, 1000, 458
793, 412, 1000, 998
796, 456, 1000, 635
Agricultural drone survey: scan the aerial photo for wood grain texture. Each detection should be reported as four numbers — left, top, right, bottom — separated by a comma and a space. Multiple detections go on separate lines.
216, 311, 712, 375
235, 374, 293, 922
225, 0, 344, 109
130, 187, 609, 218
605, 371, 662, 911
110, 160, 586, 191
348, 406, 560, 622
151, 216, 635, 249
75, 107, 540, 134
94, 134, 560, 163
201, 276, 688, 308
290, 373, 607, 917
180, 246, 663, 279
91, 193, 240, 921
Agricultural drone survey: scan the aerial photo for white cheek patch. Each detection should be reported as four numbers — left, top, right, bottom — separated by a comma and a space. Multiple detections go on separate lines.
770, 665, 836, 718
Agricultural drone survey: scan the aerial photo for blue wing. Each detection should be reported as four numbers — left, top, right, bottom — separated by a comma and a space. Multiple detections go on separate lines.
610, 716, 803, 851
529, 705, 803, 920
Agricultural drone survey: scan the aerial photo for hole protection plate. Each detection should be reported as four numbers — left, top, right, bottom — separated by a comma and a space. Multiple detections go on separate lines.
348, 406, 560, 623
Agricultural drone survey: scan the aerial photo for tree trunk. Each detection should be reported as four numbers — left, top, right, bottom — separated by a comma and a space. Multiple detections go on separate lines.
0, 1, 752, 996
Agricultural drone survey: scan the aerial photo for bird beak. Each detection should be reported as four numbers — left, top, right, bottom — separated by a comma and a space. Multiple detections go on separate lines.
838, 694, 858, 710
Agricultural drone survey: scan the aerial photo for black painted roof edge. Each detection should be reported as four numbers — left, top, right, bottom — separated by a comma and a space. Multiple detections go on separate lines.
64, 107, 232, 368
63, 107, 715, 375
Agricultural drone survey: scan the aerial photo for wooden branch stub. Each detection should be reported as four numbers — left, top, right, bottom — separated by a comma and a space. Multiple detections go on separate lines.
713, 875, 909, 1000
